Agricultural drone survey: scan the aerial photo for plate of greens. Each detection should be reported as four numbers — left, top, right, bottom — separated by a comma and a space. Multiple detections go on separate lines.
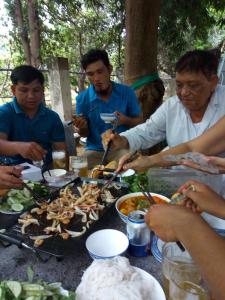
0, 280, 75, 299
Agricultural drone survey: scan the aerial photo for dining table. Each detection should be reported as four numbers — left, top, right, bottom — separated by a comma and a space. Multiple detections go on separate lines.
0, 205, 162, 292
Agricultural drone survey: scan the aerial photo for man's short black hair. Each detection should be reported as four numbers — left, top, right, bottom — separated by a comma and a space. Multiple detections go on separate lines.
81, 49, 110, 70
175, 49, 219, 79
11, 65, 45, 85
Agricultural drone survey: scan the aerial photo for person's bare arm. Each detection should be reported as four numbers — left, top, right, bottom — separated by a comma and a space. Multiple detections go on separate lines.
146, 205, 225, 300
101, 129, 129, 151
72, 115, 89, 137
125, 116, 225, 170
114, 111, 143, 128
0, 133, 46, 161
0, 166, 23, 188
187, 116, 225, 155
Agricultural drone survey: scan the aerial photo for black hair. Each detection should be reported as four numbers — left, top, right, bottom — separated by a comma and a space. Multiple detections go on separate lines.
10, 65, 45, 85
81, 49, 110, 70
175, 50, 219, 79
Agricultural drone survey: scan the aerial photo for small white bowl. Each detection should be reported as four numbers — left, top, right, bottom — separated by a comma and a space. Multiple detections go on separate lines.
43, 169, 67, 184
86, 229, 129, 259
116, 192, 170, 223
100, 113, 117, 124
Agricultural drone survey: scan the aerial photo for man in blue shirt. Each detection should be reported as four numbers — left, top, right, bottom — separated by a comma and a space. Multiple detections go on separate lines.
73, 49, 142, 168
0, 65, 66, 166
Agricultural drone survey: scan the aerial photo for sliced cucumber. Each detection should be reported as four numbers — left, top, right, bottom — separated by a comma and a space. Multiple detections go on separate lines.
11, 203, 24, 212
6, 280, 22, 298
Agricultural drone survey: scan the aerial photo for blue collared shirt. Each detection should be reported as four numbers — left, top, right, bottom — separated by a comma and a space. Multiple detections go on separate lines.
0, 97, 65, 165
76, 81, 141, 151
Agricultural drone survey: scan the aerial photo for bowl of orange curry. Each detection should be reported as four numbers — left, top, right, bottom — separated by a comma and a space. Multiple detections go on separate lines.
115, 192, 170, 223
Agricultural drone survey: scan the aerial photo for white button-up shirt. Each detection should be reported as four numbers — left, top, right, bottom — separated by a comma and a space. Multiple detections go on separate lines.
121, 85, 225, 230
121, 85, 225, 151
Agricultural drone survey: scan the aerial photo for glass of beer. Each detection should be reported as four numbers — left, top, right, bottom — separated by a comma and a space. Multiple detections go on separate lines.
69, 156, 88, 177
162, 242, 200, 299
52, 150, 66, 169
169, 264, 209, 299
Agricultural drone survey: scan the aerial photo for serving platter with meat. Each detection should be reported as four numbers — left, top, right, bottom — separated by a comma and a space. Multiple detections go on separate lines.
15, 177, 128, 249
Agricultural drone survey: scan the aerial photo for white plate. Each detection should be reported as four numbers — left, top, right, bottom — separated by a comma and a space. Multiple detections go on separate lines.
133, 267, 166, 300
151, 228, 225, 263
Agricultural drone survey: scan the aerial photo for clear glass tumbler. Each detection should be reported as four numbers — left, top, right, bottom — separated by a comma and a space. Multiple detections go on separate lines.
162, 242, 199, 299
69, 156, 88, 177
169, 264, 209, 299
52, 150, 66, 169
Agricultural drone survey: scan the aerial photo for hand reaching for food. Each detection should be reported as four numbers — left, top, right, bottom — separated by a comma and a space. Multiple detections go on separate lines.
101, 129, 128, 150
175, 180, 225, 218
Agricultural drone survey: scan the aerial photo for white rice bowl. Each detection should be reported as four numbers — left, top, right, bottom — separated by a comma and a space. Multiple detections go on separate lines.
76, 256, 165, 300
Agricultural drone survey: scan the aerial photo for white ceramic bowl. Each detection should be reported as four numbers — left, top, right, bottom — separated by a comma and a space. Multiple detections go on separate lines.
115, 192, 170, 223
86, 229, 129, 259
100, 113, 117, 123
43, 169, 67, 184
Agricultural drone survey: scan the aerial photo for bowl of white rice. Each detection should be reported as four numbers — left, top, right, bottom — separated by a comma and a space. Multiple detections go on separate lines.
76, 256, 166, 300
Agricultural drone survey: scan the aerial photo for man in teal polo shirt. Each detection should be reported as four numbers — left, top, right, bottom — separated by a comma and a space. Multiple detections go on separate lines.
73, 49, 143, 168
0, 65, 66, 166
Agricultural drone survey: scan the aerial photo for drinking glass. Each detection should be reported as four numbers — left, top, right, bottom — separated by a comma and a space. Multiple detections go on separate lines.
69, 156, 88, 177
162, 242, 198, 299
169, 265, 209, 299
52, 150, 66, 169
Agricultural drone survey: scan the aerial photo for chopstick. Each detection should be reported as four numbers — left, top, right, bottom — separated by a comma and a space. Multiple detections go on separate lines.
101, 171, 119, 191
138, 183, 155, 205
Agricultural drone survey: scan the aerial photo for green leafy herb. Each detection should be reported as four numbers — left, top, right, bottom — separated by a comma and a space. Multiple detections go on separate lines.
122, 172, 148, 193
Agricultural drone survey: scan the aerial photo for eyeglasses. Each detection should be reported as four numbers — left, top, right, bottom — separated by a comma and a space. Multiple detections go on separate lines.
176, 82, 203, 93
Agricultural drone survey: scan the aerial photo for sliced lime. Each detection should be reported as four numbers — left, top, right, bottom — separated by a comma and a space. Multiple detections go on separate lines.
11, 203, 24, 212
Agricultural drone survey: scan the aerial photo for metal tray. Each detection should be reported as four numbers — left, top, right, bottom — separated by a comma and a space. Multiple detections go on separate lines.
3, 177, 128, 258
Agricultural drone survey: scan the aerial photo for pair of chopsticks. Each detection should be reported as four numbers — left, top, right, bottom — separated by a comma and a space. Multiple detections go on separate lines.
138, 183, 185, 252
138, 183, 155, 205
101, 151, 139, 190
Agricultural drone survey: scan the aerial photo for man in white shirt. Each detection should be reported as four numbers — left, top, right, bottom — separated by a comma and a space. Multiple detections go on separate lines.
103, 49, 224, 153
103, 49, 225, 229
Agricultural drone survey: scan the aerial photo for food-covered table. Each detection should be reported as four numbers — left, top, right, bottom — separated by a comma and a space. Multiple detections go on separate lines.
0, 206, 162, 291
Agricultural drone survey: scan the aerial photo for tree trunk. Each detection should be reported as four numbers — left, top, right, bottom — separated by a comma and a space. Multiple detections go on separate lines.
125, 0, 164, 121
27, 0, 41, 67
14, 0, 31, 65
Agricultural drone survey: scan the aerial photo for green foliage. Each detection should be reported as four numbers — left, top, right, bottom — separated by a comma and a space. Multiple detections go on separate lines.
0, 0, 224, 89
159, 0, 225, 74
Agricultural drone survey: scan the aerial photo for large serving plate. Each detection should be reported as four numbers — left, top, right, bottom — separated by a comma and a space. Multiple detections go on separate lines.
134, 267, 166, 300
12, 177, 128, 249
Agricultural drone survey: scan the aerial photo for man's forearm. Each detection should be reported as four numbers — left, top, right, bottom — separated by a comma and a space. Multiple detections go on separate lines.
124, 116, 143, 128
0, 140, 22, 156
144, 142, 192, 168
177, 216, 225, 300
